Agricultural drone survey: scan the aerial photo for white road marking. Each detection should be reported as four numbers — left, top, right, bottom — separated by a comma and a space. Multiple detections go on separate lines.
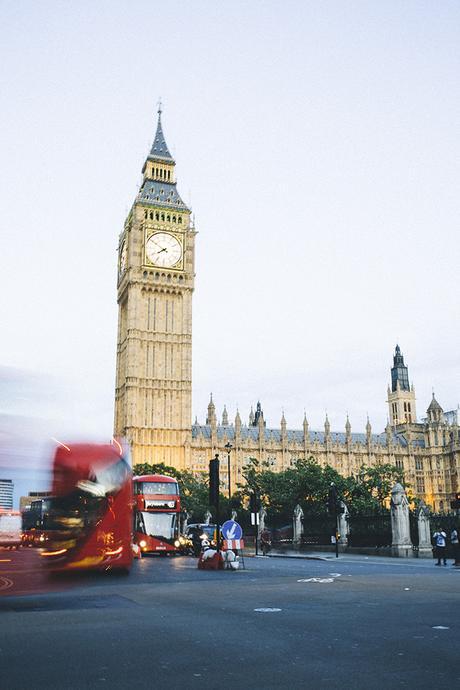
297, 577, 334, 583
432, 626, 450, 630
254, 608, 282, 612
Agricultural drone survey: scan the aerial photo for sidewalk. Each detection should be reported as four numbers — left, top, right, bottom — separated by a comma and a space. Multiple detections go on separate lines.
249, 548, 460, 568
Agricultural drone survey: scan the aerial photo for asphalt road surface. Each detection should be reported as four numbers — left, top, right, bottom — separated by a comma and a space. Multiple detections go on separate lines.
1, 549, 458, 689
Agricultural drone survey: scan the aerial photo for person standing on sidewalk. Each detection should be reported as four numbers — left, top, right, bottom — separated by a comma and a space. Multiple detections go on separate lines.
433, 527, 447, 566
450, 527, 459, 566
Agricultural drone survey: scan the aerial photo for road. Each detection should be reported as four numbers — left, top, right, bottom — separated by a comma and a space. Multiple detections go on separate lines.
0, 548, 458, 689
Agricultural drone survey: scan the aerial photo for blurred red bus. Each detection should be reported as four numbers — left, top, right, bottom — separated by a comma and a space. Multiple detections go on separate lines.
40, 442, 133, 572
133, 474, 181, 555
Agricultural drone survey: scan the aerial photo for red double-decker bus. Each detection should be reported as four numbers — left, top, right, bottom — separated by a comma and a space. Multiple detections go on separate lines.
40, 441, 133, 572
133, 474, 181, 555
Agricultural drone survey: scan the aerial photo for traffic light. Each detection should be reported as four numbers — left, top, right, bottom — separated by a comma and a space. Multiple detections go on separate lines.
249, 492, 260, 513
328, 483, 337, 516
209, 455, 219, 506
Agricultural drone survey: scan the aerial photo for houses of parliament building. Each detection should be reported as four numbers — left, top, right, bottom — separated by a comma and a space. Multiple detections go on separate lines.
114, 110, 459, 513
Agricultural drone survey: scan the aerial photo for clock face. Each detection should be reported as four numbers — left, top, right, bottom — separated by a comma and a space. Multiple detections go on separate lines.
145, 232, 183, 268
119, 241, 127, 273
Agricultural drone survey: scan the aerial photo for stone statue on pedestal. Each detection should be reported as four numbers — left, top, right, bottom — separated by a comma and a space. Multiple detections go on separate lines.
204, 510, 212, 526
390, 483, 413, 557
293, 504, 304, 546
338, 501, 349, 545
417, 501, 433, 558
258, 506, 267, 537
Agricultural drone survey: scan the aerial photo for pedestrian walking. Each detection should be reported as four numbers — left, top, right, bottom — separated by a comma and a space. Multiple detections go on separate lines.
433, 527, 447, 566
450, 527, 460, 567
260, 529, 271, 556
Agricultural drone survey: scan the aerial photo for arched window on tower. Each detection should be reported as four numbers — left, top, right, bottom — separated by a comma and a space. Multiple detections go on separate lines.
149, 211, 153, 220
161, 213, 165, 221
166, 215, 170, 222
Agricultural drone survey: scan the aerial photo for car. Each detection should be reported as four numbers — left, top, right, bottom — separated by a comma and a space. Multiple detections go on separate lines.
185, 523, 218, 542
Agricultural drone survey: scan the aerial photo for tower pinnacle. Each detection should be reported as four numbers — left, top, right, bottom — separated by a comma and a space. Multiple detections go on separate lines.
147, 106, 174, 164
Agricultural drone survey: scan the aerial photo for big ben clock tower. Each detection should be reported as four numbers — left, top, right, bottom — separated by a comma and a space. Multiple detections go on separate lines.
114, 107, 195, 469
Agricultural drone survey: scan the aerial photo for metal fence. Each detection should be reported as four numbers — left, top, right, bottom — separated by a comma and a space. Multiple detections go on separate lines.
409, 511, 419, 547
347, 513, 392, 548
301, 515, 336, 546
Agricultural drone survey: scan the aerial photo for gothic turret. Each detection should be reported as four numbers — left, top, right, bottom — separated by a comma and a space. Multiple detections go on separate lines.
235, 409, 241, 434
366, 416, 372, 445
387, 345, 417, 426
249, 402, 267, 427
345, 415, 351, 440
222, 405, 229, 426
385, 419, 392, 445
206, 394, 216, 425
303, 413, 309, 437
281, 411, 287, 436
391, 344, 410, 392
426, 392, 443, 424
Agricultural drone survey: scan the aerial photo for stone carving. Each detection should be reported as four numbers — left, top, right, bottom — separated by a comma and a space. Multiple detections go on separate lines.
390, 483, 413, 557
338, 501, 349, 545
231, 509, 238, 522
293, 504, 304, 545
258, 506, 267, 537
204, 510, 212, 526
417, 501, 433, 558
182, 511, 191, 533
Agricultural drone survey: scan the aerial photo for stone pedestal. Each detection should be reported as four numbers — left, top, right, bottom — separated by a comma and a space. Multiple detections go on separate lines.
338, 501, 349, 545
417, 501, 433, 558
258, 507, 267, 538
293, 504, 304, 546
390, 483, 414, 558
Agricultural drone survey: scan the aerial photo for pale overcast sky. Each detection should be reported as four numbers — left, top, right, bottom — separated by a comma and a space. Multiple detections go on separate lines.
1, 1, 459, 449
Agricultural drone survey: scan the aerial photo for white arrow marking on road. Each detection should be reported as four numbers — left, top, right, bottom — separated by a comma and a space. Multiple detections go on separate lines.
227, 523, 237, 539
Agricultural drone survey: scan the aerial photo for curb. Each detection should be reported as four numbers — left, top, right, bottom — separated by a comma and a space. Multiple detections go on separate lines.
250, 553, 330, 561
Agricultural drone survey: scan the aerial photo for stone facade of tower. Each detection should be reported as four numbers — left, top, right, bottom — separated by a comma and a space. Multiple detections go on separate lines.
114, 109, 195, 468
387, 345, 417, 425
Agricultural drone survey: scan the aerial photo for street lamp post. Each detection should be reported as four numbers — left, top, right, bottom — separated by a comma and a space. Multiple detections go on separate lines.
225, 442, 232, 501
